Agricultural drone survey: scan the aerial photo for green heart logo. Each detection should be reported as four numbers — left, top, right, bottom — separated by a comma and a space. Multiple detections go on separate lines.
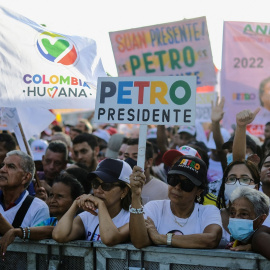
42, 39, 70, 58
47, 86, 58, 98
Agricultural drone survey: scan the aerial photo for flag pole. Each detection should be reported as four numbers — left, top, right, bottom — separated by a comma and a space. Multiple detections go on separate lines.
18, 123, 41, 187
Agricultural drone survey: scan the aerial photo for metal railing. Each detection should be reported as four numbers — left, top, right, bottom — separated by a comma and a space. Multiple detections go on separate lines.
0, 238, 269, 270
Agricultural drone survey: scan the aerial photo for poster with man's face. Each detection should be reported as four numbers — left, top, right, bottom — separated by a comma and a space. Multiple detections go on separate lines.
221, 21, 270, 137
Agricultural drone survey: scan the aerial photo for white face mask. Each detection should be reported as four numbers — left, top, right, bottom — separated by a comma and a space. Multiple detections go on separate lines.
225, 182, 256, 201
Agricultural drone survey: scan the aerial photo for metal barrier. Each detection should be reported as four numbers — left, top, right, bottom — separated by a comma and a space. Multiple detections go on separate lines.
0, 239, 270, 270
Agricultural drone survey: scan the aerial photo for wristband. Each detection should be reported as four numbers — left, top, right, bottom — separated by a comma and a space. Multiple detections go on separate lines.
166, 233, 174, 246
27, 227, 31, 239
129, 205, 144, 214
20, 226, 26, 241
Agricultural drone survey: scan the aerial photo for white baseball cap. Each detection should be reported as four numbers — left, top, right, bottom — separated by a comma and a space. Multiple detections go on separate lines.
30, 139, 48, 161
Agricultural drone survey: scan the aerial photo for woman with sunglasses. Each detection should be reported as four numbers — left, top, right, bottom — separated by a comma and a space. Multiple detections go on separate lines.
129, 155, 222, 249
52, 158, 132, 246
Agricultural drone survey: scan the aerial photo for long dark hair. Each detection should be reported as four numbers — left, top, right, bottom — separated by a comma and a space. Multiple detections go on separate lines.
117, 181, 132, 211
217, 160, 260, 209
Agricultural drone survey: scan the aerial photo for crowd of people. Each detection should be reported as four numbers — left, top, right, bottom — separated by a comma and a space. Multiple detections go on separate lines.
0, 99, 270, 262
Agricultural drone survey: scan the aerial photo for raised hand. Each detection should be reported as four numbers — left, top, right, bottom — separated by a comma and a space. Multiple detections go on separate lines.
236, 108, 260, 127
211, 97, 225, 123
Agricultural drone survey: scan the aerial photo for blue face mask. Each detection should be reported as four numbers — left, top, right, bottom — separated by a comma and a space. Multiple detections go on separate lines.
228, 218, 255, 243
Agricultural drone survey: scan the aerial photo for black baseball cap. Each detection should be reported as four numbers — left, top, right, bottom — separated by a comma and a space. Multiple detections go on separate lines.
168, 155, 207, 186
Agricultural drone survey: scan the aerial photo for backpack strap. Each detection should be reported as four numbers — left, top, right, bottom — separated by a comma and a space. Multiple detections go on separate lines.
12, 195, 34, 228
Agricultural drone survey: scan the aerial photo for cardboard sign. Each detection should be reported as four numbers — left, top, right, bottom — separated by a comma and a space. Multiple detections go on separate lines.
94, 76, 196, 126
109, 17, 216, 86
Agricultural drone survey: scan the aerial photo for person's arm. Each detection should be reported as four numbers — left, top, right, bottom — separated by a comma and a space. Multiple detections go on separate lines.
156, 125, 169, 155
0, 226, 54, 260
0, 213, 13, 235
211, 97, 227, 171
252, 225, 270, 259
98, 203, 129, 246
52, 200, 85, 243
233, 108, 260, 161
129, 166, 153, 249
76, 194, 129, 246
146, 217, 222, 248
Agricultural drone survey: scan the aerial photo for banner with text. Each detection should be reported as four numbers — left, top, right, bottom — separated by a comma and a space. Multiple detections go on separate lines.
0, 5, 106, 109
221, 21, 270, 136
196, 92, 217, 123
94, 76, 196, 126
109, 17, 216, 87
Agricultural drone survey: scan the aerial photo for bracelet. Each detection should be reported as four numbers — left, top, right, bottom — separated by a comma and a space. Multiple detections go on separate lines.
166, 233, 174, 246
129, 205, 144, 214
20, 226, 26, 241
27, 227, 31, 239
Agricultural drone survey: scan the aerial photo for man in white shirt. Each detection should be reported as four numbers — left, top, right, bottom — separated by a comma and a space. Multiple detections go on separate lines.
0, 150, 49, 235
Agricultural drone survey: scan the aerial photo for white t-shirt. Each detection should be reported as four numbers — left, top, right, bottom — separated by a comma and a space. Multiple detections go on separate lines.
79, 208, 130, 241
144, 200, 222, 235
141, 176, 169, 205
0, 190, 50, 227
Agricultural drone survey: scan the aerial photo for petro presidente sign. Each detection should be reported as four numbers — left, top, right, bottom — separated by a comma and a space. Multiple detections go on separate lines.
94, 76, 196, 125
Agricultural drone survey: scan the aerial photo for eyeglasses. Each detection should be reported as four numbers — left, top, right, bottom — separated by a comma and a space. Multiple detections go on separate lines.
167, 175, 196, 192
91, 178, 120, 191
225, 177, 255, 186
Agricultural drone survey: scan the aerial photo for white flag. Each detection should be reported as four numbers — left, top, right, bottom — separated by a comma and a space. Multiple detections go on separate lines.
1, 107, 55, 140
0, 5, 107, 109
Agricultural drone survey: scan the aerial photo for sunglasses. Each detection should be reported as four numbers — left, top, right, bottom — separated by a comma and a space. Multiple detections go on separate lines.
91, 178, 120, 191
167, 175, 196, 192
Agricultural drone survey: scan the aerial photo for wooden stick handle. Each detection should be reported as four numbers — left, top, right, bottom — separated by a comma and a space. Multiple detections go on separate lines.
18, 123, 41, 187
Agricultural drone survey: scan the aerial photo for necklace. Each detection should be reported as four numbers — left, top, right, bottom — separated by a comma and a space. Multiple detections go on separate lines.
173, 215, 190, 227
172, 205, 195, 227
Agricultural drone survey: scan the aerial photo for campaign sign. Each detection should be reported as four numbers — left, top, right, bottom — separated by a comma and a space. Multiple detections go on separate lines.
221, 21, 270, 136
94, 76, 196, 126
109, 17, 216, 87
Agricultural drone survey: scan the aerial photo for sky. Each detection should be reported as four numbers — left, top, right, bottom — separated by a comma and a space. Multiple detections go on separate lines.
0, 0, 269, 76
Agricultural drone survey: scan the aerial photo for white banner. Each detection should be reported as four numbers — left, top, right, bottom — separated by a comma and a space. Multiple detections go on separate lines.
94, 76, 197, 126
0, 6, 107, 109
221, 21, 270, 136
